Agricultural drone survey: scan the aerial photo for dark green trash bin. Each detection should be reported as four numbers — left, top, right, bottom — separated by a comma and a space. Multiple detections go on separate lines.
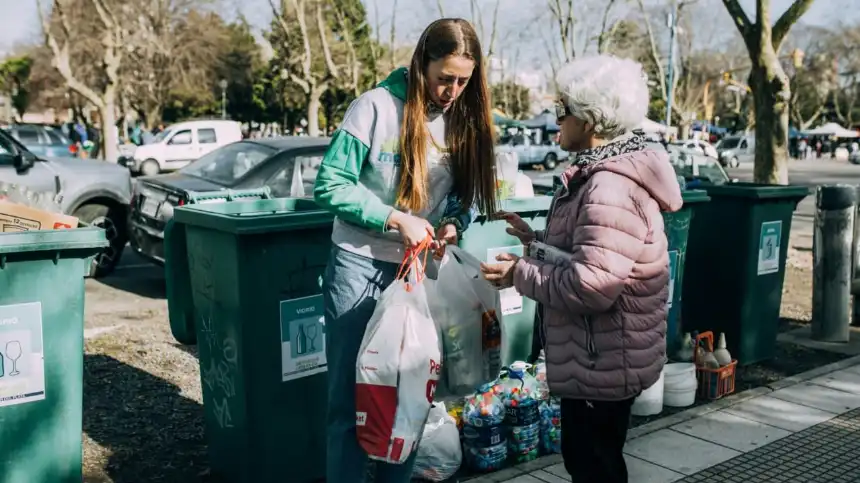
173, 198, 332, 483
663, 189, 710, 357
0, 228, 107, 483
165, 188, 272, 345
460, 196, 551, 364
681, 183, 809, 365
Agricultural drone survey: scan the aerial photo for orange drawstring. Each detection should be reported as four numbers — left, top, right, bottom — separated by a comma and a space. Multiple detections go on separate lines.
396, 236, 433, 292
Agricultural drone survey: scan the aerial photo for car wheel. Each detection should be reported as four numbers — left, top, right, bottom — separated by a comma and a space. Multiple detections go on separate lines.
74, 204, 127, 278
729, 157, 739, 168
544, 153, 558, 170
140, 159, 160, 177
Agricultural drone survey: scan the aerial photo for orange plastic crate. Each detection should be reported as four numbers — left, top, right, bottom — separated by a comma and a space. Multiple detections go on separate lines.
694, 331, 737, 400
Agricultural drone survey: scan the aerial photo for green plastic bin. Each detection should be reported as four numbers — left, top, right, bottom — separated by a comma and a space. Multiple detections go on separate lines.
460, 196, 551, 364
663, 189, 710, 357
165, 188, 272, 345
173, 198, 333, 483
0, 228, 107, 483
681, 183, 809, 365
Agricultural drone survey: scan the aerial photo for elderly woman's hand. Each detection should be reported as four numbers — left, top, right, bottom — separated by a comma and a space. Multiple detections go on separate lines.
496, 211, 536, 245
481, 253, 520, 289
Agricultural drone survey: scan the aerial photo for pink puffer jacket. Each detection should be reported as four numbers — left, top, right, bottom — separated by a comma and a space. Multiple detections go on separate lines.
513, 148, 683, 401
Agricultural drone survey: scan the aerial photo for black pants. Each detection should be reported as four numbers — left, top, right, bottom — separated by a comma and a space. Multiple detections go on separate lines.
560, 397, 634, 483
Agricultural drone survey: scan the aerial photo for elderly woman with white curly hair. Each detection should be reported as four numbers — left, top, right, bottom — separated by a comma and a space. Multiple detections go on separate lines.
482, 55, 683, 482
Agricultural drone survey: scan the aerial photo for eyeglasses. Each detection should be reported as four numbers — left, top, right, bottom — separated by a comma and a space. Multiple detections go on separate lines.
555, 102, 571, 122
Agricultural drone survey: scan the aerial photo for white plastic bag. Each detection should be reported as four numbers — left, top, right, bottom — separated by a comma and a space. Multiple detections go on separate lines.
427, 246, 503, 399
413, 403, 462, 482
356, 241, 442, 464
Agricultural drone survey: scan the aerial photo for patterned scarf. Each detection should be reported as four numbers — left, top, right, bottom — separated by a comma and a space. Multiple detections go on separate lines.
571, 132, 647, 167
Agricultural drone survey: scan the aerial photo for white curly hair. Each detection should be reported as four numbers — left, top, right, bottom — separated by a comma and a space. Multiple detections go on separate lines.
555, 55, 649, 139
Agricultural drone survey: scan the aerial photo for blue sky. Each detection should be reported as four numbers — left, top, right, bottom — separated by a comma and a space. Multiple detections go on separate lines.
2, 0, 856, 57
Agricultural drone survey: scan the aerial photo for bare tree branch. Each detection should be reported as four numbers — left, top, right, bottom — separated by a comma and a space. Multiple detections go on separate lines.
316, 4, 339, 80
772, 0, 816, 52
721, 0, 753, 46
637, 0, 667, 101
289, 0, 313, 91
486, 0, 501, 57
597, 0, 619, 54
436, 0, 444, 17
389, 0, 398, 70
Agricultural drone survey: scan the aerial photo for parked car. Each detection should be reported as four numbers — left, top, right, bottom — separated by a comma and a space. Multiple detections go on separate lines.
670, 139, 718, 159
669, 150, 733, 186
129, 137, 329, 264
0, 128, 132, 276
2, 123, 76, 159
716, 134, 755, 167
496, 133, 569, 170
126, 120, 243, 176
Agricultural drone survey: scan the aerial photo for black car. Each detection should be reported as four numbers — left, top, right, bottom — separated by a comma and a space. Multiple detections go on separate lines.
129, 137, 330, 264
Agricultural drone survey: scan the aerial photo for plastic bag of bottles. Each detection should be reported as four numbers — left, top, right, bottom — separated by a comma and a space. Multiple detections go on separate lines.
412, 403, 462, 482
462, 382, 507, 472
427, 246, 502, 400
539, 397, 562, 454
499, 362, 542, 463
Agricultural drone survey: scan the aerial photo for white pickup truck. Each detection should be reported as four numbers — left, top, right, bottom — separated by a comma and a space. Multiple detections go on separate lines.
496, 135, 569, 170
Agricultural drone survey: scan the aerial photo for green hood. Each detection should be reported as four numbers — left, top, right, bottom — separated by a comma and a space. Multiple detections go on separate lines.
377, 67, 408, 102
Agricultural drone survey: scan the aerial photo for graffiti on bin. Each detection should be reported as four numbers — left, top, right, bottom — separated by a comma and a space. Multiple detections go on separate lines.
189, 239, 238, 430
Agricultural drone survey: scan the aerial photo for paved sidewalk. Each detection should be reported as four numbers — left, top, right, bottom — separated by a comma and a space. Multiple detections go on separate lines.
471, 358, 860, 483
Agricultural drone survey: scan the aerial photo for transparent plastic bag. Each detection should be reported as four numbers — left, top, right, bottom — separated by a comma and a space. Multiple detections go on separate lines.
412, 403, 462, 482
356, 240, 441, 464
427, 246, 502, 400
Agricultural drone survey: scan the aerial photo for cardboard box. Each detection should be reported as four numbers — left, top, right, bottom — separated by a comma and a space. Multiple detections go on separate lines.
0, 200, 79, 233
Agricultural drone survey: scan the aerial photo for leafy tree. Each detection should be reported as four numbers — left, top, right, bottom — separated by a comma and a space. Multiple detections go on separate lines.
491, 81, 531, 120
0, 56, 33, 118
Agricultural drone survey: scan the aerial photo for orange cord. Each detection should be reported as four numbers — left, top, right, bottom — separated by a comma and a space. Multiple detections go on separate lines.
396, 236, 433, 291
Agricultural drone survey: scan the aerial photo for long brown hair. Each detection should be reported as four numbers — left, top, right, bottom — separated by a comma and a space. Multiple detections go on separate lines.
396, 18, 497, 216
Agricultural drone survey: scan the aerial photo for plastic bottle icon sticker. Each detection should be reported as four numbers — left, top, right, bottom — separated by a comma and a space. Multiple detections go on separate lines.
295, 323, 308, 356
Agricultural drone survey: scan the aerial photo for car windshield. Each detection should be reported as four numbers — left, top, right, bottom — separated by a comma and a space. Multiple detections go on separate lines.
181, 141, 276, 185
717, 137, 740, 149
669, 152, 729, 185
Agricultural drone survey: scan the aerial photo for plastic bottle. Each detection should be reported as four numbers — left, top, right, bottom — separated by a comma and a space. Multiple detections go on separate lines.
482, 310, 502, 382
499, 362, 541, 463
462, 382, 507, 472
532, 352, 562, 454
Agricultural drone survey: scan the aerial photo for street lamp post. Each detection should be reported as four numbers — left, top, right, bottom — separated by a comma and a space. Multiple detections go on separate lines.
219, 79, 228, 120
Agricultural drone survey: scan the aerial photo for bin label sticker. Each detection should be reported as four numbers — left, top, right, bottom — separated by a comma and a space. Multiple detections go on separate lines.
757, 221, 783, 275
667, 250, 679, 309
487, 245, 524, 315
280, 295, 327, 382
0, 302, 45, 408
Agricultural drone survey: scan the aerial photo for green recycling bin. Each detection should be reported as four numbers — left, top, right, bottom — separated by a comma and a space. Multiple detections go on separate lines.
460, 196, 551, 364
165, 188, 273, 345
681, 183, 809, 365
0, 228, 107, 483
173, 197, 333, 483
663, 189, 710, 357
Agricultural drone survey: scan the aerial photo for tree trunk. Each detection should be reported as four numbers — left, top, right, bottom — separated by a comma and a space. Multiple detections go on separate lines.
101, 91, 119, 163
749, 54, 791, 185
306, 85, 324, 137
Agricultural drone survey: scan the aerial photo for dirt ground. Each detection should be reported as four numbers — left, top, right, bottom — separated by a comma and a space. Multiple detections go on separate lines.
80, 234, 824, 481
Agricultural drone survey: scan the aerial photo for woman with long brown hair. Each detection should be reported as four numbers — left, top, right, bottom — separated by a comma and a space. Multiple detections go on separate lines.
314, 18, 497, 482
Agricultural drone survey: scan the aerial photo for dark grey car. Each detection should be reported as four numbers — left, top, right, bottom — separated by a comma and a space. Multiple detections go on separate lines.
130, 137, 330, 264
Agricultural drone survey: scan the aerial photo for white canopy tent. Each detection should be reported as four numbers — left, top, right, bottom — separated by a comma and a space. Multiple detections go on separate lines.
803, 122, 859, 138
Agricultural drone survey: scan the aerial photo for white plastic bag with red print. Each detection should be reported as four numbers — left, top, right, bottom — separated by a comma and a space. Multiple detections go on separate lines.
356, 239, 442, 464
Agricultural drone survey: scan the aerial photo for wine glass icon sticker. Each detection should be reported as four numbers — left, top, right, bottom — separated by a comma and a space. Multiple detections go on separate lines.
305, 322, 319, 353
6, 341, 22, 377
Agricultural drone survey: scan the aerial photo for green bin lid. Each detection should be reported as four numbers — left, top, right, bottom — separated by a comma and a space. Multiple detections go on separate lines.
703, 182, 810, 200
173, 198, 335, 235
0, 227, 108, 255
681, 189, 710, 204
498, 196, 552, 213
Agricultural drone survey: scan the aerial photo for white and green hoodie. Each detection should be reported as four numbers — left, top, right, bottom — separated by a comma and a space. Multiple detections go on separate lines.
314, 68, 471, 264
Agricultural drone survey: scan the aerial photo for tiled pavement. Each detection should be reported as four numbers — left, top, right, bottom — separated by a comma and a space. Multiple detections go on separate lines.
474, 358, 860, 483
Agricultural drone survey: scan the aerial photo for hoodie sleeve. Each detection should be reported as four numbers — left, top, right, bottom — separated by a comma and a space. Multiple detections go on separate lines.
513, 176, 650, 314
313, 96, 394, 232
